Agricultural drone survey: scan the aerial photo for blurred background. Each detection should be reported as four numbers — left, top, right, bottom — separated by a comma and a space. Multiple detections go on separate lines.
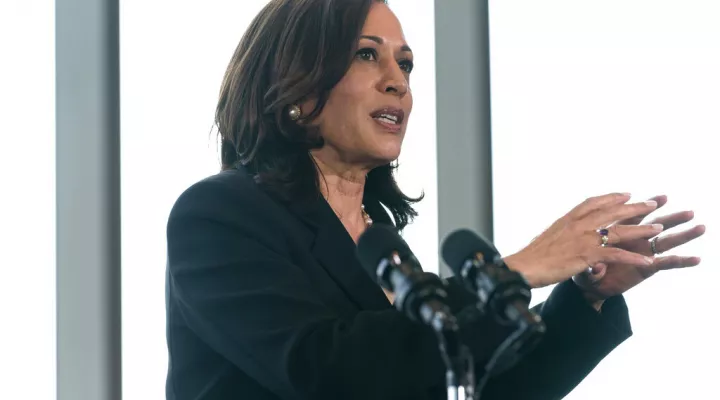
0, 0, 717, 398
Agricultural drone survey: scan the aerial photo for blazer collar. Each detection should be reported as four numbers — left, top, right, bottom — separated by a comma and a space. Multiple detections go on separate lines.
287, 194, 393, 312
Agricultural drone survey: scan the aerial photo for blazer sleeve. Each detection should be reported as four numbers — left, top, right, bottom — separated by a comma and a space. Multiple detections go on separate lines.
479, 280, 633, 399
167, 180, 468, 400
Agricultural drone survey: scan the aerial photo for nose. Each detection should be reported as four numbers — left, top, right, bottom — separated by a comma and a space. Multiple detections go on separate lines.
378, 62, 408, 97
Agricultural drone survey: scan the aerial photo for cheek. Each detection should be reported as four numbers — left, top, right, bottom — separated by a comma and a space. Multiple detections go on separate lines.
407, 88, 414, 112
323, 84, 371, 129
327, 68, 367, 103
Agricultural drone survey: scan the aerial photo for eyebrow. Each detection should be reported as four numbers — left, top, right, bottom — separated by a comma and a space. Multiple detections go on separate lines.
359, 35, 412, 53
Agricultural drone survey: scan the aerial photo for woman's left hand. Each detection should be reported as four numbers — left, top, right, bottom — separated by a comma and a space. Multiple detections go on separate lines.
573, 195, 706, 310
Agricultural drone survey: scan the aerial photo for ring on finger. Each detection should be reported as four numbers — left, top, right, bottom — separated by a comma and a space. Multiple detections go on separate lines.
650, 236, 661, 255
597, 228, 610, 247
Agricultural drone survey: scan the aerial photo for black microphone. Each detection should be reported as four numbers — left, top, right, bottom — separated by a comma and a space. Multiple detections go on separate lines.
442, 229, 545, 379
441, 229, 539, 327
357, 223, 454, 332
357, 224, 476, 399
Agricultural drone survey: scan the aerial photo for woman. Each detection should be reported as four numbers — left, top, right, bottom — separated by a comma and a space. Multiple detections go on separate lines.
165, 0, 705, 399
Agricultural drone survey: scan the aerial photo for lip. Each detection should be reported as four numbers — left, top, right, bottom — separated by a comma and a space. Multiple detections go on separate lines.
370, 107, 405, 124
370, 107, 405, 133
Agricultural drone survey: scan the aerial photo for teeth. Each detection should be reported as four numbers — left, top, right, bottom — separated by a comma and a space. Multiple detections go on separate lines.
376, 116, 398, 125
374, 113, 399, 124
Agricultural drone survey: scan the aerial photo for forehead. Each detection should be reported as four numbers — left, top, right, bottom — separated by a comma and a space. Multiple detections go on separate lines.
361, 2, 406, 42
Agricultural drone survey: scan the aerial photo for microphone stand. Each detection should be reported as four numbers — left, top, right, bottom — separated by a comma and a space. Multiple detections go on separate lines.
432, 295, 542, 400
379, 250, 475, 400
475, 317, 545, 399
394, 276, 475, 400
473, 268, 546, 399
428, 310, 475, 400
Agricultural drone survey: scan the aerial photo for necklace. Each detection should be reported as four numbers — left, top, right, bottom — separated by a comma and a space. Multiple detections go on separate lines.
361, 204, 373, 227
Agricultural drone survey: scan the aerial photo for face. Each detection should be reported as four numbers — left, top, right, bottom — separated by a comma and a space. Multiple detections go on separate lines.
309, 2, 413, 168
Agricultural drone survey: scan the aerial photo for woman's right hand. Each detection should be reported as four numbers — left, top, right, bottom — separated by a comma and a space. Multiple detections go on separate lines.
503, 193, 663, 288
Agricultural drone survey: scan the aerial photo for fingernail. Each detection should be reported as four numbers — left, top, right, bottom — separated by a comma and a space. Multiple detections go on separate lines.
645, 200, 658, 207
644, 257, 654, 265
651, 224, 664, 231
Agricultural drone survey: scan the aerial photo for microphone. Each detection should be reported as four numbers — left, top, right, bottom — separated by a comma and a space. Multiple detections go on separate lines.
357, 223, 475, 400
441, 229, 540, 328
357, 223, 454, 331
442, 229, 545, 379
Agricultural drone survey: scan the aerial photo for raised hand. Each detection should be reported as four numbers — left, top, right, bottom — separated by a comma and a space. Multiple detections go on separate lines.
573, 195, 705, 305
504, 193, 661, 288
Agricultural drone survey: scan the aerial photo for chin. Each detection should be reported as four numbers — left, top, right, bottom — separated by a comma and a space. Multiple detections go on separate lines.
360, 131, 405, 165
369, 144, 403, 165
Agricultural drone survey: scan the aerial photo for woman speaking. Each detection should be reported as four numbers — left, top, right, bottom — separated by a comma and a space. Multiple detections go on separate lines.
165, 0, 705, 399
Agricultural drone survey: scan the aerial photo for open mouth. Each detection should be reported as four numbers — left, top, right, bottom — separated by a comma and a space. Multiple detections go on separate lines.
371, 107, 405, 126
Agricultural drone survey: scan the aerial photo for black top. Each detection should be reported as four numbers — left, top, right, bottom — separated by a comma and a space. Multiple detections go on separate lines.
165, 167, 632, 400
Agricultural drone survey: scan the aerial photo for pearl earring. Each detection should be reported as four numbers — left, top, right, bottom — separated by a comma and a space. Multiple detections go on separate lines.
288, 105, 302, 121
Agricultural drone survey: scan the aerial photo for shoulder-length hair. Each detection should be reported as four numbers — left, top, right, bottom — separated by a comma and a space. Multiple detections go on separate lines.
215, 0, 421, 229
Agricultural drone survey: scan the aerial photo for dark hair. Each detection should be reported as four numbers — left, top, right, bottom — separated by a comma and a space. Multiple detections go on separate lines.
215, 0, 421, 229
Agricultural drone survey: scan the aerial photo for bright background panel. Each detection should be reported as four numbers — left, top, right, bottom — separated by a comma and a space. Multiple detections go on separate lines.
490, 1, 719, 398
0, 1, 57, 399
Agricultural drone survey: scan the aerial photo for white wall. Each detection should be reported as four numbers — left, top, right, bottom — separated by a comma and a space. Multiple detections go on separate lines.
490, 0, 719, 398
0, 1, 56, 399
120, 1, 437, 398
385, 0, 438, 276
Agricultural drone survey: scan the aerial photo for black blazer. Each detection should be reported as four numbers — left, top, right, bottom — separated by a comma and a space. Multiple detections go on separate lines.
165, 167, 633, 400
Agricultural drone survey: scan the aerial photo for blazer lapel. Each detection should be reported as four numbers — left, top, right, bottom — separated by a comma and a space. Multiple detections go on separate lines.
288, 196, 392, 312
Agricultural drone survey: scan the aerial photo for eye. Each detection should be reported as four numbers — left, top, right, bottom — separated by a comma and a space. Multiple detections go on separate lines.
399, 59, 414, 73
355, 48, 377, 61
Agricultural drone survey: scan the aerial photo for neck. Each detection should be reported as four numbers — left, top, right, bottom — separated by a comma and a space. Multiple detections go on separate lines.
311, 154, 369, 238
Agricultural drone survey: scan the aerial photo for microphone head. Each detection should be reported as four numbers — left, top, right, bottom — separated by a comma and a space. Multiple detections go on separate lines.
441, 229, 501, 275
356, 223, 412, 281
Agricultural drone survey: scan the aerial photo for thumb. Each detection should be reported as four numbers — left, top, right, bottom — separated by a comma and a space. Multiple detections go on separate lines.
574, 263, 607, 288
588, 263, 607, 283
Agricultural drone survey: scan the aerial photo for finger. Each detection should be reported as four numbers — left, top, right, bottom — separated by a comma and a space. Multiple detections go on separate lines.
581, 263, 607, 276
590, 263, 607, 276
574, 263, 607, 286
653, 195, 669, 209
588, 247, 654, 267
569, 192, 631, 219
617, 195, 668, 225
587, 200, 659, 228
653, 255, 701, 271
588, 263, 607, 283
646, 210, 695, 231
654, 225, 706, 254
606, 223, 664, 244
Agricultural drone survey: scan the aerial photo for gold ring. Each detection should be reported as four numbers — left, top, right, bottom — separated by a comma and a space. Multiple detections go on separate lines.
597, 228, 610, 247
